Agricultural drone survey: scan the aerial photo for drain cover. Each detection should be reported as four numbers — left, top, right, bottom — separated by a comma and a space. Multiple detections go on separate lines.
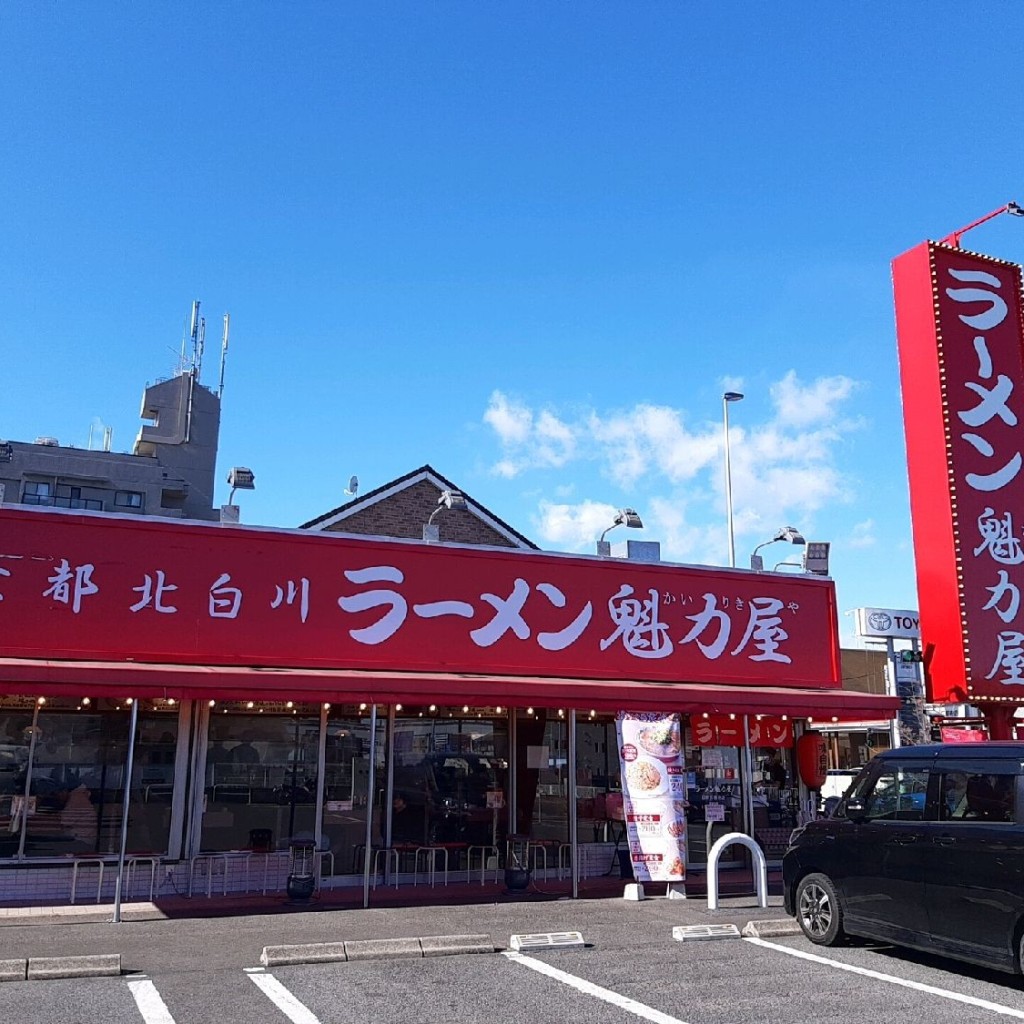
672, 924, 741, 942
509, 931, 585, 952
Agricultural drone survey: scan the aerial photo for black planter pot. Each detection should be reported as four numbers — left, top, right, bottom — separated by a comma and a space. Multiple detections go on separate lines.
286, 874, 316, 902
504, 867, 531, 892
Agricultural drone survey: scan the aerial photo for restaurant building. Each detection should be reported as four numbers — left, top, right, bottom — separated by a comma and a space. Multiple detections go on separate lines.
0, 469, 897, 906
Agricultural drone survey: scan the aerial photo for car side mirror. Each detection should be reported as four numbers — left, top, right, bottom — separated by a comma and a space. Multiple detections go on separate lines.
844, 799, 867, 821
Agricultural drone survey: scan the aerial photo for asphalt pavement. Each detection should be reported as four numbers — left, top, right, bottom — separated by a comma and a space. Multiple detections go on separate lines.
2, 892, 1024, 1024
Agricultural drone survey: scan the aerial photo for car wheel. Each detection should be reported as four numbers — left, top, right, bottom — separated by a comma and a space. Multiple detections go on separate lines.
795, 872, 844, 946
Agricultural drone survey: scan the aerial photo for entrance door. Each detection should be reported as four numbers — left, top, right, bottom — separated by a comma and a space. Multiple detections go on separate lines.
321, 705, 385, 877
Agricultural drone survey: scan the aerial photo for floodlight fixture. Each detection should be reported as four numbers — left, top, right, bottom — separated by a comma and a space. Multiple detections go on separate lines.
802, 541, 831, 576
750, 525, 806, 570
224, 466, 256, 520
941, 201, 1024, 247
423, 488, 468, 541
597, 507, 644, 555
227, 466, 255, 501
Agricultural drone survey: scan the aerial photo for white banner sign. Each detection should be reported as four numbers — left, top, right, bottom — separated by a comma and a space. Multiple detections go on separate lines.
616, 712, 687, 883
854, 607, 921, 639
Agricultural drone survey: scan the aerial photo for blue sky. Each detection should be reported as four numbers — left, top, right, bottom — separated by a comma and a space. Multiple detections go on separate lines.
3, 4, 1023, 645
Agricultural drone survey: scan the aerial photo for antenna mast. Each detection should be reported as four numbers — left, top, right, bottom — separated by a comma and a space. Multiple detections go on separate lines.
218, 313, 230, 399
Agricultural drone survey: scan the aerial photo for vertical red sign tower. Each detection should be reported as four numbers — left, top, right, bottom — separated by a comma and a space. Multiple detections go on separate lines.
893, 239, 1024, 732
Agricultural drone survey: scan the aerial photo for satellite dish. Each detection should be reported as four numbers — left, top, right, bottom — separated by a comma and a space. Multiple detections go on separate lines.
344, 475, 359, 496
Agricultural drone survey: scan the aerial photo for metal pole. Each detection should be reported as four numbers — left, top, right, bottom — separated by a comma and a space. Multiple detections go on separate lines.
568, 710, 578, 899
362, 705, 378, 909
314, 703, 328, 850
508, 708, 517, 840
723, 393, 743, 568
741, 714, 754, 837
384, 705, 396, 849
113, 698, 140, 924
16, 701, 42, 862
886, 638, 901, 749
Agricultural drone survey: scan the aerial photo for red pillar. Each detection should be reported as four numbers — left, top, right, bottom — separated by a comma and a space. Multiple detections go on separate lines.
982, 706, 1017, 740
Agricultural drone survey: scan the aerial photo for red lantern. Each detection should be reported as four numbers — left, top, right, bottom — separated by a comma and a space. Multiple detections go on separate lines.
796, 731, 828, 789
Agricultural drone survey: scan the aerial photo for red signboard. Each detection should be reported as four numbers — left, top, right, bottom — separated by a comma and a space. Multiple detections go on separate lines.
939, 726, 988, 743
690, 714, 792, 747
893, 242, 1024, 704
0, 507, 842, 689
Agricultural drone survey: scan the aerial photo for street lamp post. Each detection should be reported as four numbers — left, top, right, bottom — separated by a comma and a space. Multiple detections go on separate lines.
722, 392, 744, 567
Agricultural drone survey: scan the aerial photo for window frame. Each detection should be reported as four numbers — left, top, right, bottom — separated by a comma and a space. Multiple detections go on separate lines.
114, 490, 144, 509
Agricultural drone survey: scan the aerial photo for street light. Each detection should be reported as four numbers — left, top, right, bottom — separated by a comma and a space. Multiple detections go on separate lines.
750, 526, 806, 571
423, 488, 468, 542
722, 392, 744, 567
596, 508, 643, 556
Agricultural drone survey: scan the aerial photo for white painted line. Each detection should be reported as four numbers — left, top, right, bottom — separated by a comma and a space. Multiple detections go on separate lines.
127, 979, 177, 1024
745, 937, 1024, 1020
248, 971, 322, 1024
503, 951, 690, 1024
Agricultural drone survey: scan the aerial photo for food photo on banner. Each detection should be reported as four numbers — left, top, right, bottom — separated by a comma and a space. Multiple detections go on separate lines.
616, 712, 687, 883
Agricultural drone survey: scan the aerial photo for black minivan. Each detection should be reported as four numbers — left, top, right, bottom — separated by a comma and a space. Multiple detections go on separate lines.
783, 743, 1024, 973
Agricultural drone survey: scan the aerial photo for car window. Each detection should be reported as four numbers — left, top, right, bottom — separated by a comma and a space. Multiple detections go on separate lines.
858, 766, 930, 821
941, 770, 1016, 823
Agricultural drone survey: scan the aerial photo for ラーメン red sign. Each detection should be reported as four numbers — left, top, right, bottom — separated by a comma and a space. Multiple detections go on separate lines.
893, 242, 1024, 703
0, 506, 842, 688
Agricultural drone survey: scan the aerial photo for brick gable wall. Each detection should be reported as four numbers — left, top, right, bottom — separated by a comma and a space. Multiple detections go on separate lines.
321, 479, 518, 547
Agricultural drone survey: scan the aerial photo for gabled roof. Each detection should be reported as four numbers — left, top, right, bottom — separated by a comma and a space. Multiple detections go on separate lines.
298, 464, 538, 549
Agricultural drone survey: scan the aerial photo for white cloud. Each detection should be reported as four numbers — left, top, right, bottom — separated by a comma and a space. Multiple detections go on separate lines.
534, 499, 619, 550
482, 371, 866, 563
483, 392, 575, 476
848, 519, 876, 548
770, 370, 858, 429
483, 391, 532, 446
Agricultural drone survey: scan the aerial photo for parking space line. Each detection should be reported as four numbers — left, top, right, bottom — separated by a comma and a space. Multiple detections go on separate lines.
248, 971, 322, 1024
502, 951, 690, 1024
744, 937, 1024, 1020
127, 978, 177, 1024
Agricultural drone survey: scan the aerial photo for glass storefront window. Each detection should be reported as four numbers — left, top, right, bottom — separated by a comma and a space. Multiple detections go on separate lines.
200, 703, 320, 854
0, 696, 179, 859
392, 706, 508, 850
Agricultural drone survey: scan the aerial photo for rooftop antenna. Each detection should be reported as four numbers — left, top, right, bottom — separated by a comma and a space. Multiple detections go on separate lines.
218, 313, 230, 399
103, 426, 113, 452
180, 300, 199, 375
194, 309, 206, 382
344, 475, 359, 496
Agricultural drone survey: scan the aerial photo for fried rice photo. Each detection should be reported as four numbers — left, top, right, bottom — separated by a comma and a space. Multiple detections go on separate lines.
626, 759, 663, 791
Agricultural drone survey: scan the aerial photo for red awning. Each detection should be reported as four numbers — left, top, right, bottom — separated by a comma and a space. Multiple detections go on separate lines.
0, 657, 898, 722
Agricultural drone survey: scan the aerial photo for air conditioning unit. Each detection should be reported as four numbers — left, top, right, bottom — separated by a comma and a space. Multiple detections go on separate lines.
33, 436, 60, 447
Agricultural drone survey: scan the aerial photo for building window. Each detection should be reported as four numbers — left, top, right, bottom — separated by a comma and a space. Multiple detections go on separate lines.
115, 490, 144, 509
22, 481, 53, 505
49, 484, 103, 511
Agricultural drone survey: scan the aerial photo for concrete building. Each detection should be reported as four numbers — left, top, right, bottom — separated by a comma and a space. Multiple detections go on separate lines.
0, 369, 221, 522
